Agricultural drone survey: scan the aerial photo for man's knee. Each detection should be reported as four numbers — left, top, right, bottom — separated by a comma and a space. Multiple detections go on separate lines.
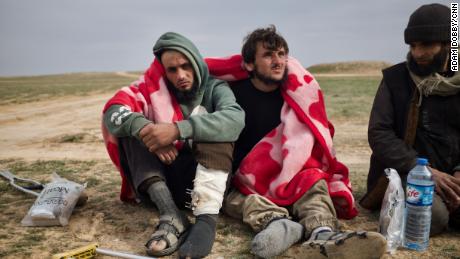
430, 194, 449, 236
193, 142, 234, 172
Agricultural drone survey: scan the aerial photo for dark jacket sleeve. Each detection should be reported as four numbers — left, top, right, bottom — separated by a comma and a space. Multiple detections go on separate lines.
368, 80, 417, 173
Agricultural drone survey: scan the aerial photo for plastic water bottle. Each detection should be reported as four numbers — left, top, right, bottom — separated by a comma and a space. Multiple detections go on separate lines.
403, 157, 434, 251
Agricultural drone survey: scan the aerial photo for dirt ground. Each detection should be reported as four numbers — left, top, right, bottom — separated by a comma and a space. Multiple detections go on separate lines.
0, 88, 459, 258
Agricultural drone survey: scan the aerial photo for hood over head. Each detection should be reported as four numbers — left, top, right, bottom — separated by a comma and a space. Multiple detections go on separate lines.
153, 32, 208, 88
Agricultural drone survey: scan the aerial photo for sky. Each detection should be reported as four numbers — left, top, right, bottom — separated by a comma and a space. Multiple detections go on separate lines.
0, 0, 452, 76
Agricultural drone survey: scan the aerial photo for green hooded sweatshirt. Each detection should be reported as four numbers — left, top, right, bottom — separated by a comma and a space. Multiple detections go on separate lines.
104, 32, 245, 142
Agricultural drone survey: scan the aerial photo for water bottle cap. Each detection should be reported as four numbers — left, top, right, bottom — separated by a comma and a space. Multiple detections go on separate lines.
416, 158, 428, 165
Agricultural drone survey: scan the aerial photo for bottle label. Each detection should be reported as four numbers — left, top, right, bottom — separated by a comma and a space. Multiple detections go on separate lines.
406, 183, 434, 206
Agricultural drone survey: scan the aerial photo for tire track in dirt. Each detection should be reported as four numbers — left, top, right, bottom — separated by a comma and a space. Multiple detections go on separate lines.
0, 91, 371, 166
0, 93, 113, 161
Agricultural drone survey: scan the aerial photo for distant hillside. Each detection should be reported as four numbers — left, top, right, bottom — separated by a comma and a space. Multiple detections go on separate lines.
307, 61, 392, 75
0, 72, 136, 105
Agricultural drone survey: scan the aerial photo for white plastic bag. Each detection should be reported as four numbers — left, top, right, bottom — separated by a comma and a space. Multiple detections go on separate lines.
378, 168, 405, 254
21, 173, 86, 226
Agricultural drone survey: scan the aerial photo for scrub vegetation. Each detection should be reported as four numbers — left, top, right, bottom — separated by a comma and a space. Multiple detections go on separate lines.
0, 67, 458, 258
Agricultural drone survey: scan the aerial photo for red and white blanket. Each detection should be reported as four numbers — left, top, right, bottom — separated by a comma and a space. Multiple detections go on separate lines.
207, 55, 357, 219
102, 59, 184, 201
102, 55, 358, 219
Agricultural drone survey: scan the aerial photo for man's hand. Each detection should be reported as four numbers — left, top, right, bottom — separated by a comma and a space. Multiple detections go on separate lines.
155, 145, 178, 165
139, 123, 180, 152
430, 167, 460, 212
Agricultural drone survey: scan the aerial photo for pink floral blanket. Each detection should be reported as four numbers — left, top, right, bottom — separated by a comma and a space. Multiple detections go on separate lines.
206, 55, 357, 219
102, 54, 358, 219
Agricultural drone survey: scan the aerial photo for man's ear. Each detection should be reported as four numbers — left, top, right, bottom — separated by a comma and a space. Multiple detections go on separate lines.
243, 62, 254, 72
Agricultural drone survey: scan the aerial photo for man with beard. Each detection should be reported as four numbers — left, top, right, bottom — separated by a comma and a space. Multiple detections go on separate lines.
361, 3, 460, 235
224, 26, 386, 258
102, 32, 244, 258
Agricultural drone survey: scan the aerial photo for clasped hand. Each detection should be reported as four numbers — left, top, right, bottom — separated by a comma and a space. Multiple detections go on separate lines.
139, 123, 180, 164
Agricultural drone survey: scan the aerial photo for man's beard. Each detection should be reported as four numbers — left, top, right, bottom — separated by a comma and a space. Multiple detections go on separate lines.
166, 80, 199, 102
407, 47, 449, 77
253, 65, 288, 86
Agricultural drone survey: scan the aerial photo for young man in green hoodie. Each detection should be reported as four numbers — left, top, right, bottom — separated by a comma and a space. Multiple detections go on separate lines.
103, 32, 244, 258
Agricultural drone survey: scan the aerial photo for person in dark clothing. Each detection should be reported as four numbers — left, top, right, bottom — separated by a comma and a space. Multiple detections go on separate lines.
360, 3, 460, 235
225, 25, 386, 259
231, 79, 284, 172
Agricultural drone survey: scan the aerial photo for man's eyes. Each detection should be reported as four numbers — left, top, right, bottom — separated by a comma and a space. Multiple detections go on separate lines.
167, 63, 191, 73
181, 63, 192, 70
263, 52, 286, 58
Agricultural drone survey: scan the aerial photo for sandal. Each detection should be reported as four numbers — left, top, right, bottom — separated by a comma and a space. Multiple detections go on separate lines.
145, 214, 189, 257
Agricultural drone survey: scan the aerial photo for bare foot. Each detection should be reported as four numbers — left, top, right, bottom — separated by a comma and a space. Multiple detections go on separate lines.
146, 214, 189, 256
148, 239, 167, 253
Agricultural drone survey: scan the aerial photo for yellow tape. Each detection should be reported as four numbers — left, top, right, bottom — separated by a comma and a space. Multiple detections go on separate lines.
51, 243, 98, 259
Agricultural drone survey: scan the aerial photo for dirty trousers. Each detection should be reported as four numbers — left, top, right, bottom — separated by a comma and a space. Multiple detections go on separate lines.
118, 137, 233, 209
224, 179, 339, 237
